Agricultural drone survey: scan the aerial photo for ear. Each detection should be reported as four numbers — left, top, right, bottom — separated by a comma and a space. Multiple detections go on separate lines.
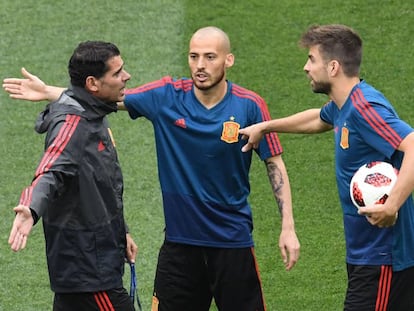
225, 53, 235, 68
85, 76, 100, 92
328, 60, 340, 77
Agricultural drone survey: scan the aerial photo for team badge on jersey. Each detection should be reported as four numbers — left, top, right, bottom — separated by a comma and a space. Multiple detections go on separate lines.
340, 125, 349, 149
221, 116, 240, 143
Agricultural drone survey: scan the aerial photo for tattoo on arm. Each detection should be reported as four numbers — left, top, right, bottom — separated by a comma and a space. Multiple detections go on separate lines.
266, 161, 285, 216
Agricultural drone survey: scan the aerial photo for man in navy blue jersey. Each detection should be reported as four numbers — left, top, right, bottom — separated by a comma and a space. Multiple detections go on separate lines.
239, 24, 414, 311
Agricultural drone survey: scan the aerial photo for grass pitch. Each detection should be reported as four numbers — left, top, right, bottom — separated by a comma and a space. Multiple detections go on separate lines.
0, 1, 413, 310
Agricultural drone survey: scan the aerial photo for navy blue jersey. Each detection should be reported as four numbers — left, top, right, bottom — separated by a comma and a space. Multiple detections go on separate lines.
124, 77, 282, 247
320, 80, 414, 271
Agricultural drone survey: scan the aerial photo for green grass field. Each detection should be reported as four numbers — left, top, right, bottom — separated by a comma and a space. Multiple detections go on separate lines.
1, 1, 413, 310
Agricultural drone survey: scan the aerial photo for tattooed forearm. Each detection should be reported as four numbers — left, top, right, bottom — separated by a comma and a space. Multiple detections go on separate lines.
266, 160, 285, 216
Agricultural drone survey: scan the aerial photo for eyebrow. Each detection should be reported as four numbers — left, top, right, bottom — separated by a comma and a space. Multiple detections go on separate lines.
189, 52, 217, 56
113, 64, 124, 76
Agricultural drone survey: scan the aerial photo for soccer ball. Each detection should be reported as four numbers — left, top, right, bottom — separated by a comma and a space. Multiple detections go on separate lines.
350, 161, 398, 208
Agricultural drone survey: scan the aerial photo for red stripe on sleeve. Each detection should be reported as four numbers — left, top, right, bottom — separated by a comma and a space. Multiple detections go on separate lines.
19, 115, 81, 207
125, 76, 193, 95
351, 89, 401, 148
232, 85, 282, 155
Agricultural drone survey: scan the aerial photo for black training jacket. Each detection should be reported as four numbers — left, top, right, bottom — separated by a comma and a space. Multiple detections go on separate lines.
19, 86, 127, 293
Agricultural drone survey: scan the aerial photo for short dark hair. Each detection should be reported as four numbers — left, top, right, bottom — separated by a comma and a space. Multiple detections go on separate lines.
68, 41, 120, 87
299, 24, 362, 77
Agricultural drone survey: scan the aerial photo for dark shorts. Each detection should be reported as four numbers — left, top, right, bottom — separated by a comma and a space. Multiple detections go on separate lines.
344, 264, 414, 311
53, 287, 134, 311
152, 241, 266, 311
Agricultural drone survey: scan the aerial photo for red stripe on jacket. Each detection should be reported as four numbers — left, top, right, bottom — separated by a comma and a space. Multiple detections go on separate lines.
19, 115, 81, 207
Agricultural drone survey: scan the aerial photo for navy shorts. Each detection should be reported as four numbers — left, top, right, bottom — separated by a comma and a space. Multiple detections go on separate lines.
152, 241, 266, 311
344, 264, 414, 311
53, 287, 134, 311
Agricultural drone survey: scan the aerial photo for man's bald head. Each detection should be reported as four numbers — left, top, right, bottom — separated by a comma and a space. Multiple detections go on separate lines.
190, 26, 231, 53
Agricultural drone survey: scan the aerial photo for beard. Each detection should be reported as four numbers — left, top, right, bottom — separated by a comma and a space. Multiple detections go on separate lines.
192, 70, 226, 91
311, 80, 331, 95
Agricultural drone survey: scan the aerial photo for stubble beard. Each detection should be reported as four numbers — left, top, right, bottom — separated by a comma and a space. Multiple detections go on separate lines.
311, 80, 331, 95
192, 70, 226, 92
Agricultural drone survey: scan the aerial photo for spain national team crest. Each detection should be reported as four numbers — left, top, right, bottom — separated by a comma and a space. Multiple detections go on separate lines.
221, 116, 240, 143
340, 126, 349, 149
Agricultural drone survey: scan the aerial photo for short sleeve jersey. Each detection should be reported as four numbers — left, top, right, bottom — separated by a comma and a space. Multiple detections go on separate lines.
320, 80, 414, 271
124, 77, 282, 248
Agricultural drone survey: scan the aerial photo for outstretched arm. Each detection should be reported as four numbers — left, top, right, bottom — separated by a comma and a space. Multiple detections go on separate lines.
265, 155, 300, 271
3, 68, 65, 102
3, 67, 129, 110
239, 108, 332, 152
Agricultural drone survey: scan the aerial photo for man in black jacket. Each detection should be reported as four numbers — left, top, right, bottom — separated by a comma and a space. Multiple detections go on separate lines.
8, 41, 138, 310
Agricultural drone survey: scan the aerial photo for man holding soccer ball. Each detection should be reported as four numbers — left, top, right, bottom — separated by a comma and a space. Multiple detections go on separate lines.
240, 24, 414, 310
